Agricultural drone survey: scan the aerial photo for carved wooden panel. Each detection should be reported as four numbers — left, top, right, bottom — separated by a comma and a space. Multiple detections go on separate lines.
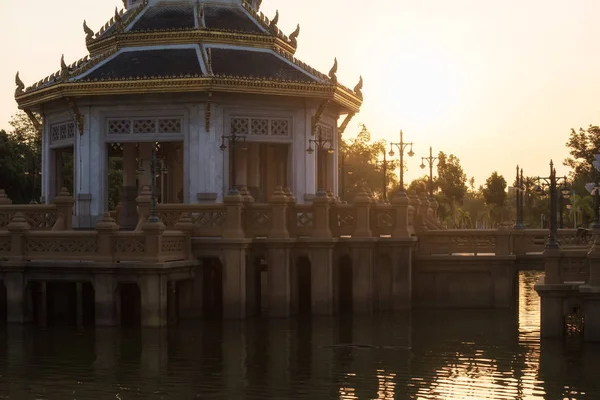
107, 118, 182, 136
230, 116, 291, 138
50, 121, 76, 145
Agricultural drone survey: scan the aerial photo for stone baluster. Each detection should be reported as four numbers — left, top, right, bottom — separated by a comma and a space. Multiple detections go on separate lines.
239, 186, 255, 204
6, 212, 30, 262
223, 191, 245, 239
95, 213, 119, 262
495, 225, 511, 256
135, 187, 152, 231
143, 217, 166, 264
391, 192, 412, 238
269, 187, 289, 239
283, 187, 296, 204
0, 189, 12, 205
353, 186, 372, 238
312, 190, 332, 238
52, 187, 74, 230
417, 192, 431, 232
174, 213, 194, 259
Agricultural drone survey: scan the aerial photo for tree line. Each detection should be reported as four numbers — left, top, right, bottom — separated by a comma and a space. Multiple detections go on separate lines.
1, 111, 599, 229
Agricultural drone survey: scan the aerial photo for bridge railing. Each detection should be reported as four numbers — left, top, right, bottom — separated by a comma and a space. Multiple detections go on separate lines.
0, 211, 192, 264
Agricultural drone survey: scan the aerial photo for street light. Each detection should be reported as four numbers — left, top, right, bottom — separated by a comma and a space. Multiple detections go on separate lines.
220, 131, 248, 194
534, 160, 568, 249
513, 166, 527, 229
388, 130, 414, 194
420, 146, 438, 200
306, 132, 335, 192
558, 180, 571, 229
375, 149, 390, 202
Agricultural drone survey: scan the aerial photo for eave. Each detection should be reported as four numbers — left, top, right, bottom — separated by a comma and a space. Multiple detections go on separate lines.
86, 29, 297, 57
15, 77, 362, 113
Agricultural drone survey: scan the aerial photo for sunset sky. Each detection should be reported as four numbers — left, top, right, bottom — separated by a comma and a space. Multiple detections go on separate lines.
1, 0, 599, 187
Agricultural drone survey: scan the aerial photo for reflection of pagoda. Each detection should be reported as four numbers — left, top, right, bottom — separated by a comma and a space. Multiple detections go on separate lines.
14, 0, 363, 228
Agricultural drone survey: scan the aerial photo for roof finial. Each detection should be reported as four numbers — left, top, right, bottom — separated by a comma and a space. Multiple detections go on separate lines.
289, 24, 300, 47
354, 75, 363, 98
269, 10, 279, 30
15, 72, 24, 97
256, 0, 263, 11
60, 54, 68, 71
83, 20, 94, 42
114, 7, 122, 23
328, 58, 338, 84
197, 1, 206, 29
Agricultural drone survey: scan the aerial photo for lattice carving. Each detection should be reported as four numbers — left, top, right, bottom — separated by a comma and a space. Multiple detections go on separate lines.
251, 210, 271, 228
231, 117, 249, 135
192, 211, 226, 228
108, 119, 131, 134
108, 118, 182, 136
316, 123, 333, 141
376, 211, 394, 228
158, 118, 182, 134
25, 237, 98, 253
337, 210, 355, 228
159, 212, 181, 227
114, 236, 145, 253
133, 119, 156, 134
270, 119, 289, 136
251, 118, 269, 135
50, 122, 76, 144
296, 212, 313, 228
161, 237, 184, 253
0, 237, 10, 252
23, 212, 57, 229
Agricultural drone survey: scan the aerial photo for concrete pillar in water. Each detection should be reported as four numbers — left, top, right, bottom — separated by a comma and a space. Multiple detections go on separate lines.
167, 280, 177, 325
267, 320, 291, 391
76, 282, 83, 328
139, 274, 167, 327
309, 242, 335, 315
350, 240, 375, 314
222, 244, 249, 319
37, 281, 47, 327
390, 240, 416, 310
266, 241, 293, 318
120, 143, 138, 229
4, 273, 25, 323
94, 274, 118, 326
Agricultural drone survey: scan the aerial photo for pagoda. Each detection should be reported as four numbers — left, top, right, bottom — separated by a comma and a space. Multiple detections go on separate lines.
14, 0, 363, 228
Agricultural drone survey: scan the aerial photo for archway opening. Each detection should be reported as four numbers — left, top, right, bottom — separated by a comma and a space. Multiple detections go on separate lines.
296, 256, 312, 316
338, 255, 353, 314
119, 282, 141, 327
202, 257, 223, 319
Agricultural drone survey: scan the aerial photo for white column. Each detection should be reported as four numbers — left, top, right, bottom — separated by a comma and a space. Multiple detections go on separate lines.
187, 104, 201, 203
138, 142, 152, 191
193, 102, 223, 203
41, 117, 51, 204
74, 108, 92, 227
293, 108, 315, 203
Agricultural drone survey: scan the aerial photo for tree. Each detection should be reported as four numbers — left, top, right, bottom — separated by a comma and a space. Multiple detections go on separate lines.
407, 176, 429, 194
339, 124, 398, 201
564, 125, 600, 181
482, 172, 507, 207
435, 151, 468, 227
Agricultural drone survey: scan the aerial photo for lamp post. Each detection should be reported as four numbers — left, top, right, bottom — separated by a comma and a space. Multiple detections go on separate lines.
136, 143, 162, 223
514, 166, 526, 229
534, 160, 568, 249
388, 130, 414, 194
375, 150, 389, 202
220, 131, 247, 194
306, 132, 335, 192
558, 180, 571, 229
420, 146, 438, 199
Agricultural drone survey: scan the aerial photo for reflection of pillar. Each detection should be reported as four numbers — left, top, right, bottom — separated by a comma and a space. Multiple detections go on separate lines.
120, 143, 138, 229
267, 320, 291, 388
222, 321, 246, 394
351, 244, 374, 313
37, 282, 47, 327
76, 282, 83, 328
4, 273, 25, 323
267, 244, 292, 317
139, 275, 167, 327
140, 329, 168, 378
310, 245, 334, 315
222, 246, 248, 319
94, 274, 118, 326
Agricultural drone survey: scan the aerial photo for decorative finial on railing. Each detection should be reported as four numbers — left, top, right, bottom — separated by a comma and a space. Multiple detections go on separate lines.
0, 189, 12, 205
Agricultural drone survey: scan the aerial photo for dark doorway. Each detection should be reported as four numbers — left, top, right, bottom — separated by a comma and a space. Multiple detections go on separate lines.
120, 282, 141, 327
338, 255, 353, 314
202, 258, 223, 319
296, 256, 312, 315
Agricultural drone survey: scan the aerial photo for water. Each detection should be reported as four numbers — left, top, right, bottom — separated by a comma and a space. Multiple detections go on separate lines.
0, 271, 599, 399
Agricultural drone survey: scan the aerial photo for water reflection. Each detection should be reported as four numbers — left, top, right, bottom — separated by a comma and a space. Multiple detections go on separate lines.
0, 272, 599, 399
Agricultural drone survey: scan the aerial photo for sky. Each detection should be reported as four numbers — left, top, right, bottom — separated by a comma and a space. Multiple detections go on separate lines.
1, 0, 600, 187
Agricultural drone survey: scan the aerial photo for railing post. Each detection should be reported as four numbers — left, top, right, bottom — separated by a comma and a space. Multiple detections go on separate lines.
0, 189, 12, 205
6, 212, 29, 262
142, 217, 166, 263
269, 186, 289, 239
496, 226, 511, 256
95, 212, 119, 263
353, 186, 372, 238
223, 191, 245, 239
52, 187, 74, 230
511, 229, 526, 256
312, 190, 332, 238
588, 228, 600, 286
391, 192, 412, 238
135, 187, 152, 231
542, 248, 562, 284
417, 192, 430, 233
174, 213, 194, 259
284, 187, 296, 204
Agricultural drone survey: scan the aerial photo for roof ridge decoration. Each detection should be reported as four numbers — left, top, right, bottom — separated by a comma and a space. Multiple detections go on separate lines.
84, 1, 147, 49
240, 1, 296, 48
197, 1, 206, 29
15, 72, 24, 97
289, 24, 300, 47
328, 58, 338, 84
83, 20, 94, 42
354, 76, 363, 99
269, 10, 279, 33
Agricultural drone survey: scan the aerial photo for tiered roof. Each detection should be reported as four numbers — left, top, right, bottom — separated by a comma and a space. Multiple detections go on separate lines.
15, 0, 363, 113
